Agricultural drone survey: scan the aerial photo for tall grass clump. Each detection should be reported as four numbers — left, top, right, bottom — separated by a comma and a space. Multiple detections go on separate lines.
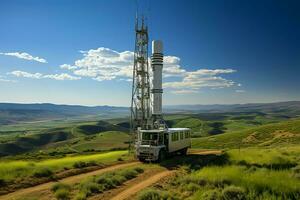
77, 167, 144, 199
51, 182, 71, 200
222, 185, 246, 200
228, 148, 297, 169
137, 188, 177, 200
194, 165, 300, 199
33, 167, 53, 178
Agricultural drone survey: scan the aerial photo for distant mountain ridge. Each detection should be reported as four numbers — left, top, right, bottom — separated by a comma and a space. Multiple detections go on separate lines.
164, 101, 300, 114
0, 101, 299, 125
0, 103, 129, 125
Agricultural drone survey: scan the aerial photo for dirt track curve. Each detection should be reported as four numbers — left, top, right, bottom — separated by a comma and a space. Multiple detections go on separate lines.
110, 170, 175, 200
0, 162, 140, 200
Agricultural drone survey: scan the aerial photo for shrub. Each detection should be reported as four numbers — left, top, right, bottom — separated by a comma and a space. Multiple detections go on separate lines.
51, 182, 71, 192
0, 178, 6, 187
221, 186, 246, 200
292, 165, 300, 179
119, 169, 138, 179
74, 191, 87, 200
184, 183, 200, 192
117, 157, 124, 161
137, 189, 163, 200
201, 189, 221, 200
33, 167, 53, 178
73, 161, 87, 168
79, 181, 102, 196
73, 161, 98, 168
54, 188, 70, 200
134, 167, 144, 173
137, 189, 177, 200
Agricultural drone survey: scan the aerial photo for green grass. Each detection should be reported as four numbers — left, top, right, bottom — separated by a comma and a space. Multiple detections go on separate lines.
192, 119, 300, 149
70, 131, 130, 151
227, 147, 299, 168
136, 146, 300, 200
193, 165, 300, 198
71, 167, 144, 200
0, 150, 129, 181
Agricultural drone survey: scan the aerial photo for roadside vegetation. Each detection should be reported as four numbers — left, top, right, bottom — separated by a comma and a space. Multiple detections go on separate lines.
50, 167, 144, 200
136, 146, 300, 200
0, 151, 131, 195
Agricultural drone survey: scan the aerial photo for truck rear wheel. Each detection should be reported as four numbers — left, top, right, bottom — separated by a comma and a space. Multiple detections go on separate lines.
180, 148, 188, 156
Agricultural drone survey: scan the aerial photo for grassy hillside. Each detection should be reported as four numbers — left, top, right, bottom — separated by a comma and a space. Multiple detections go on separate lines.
192, 119, 300, 149
165, 111, 293, 137
0, 119, 130, 157
136, 146, 300, 200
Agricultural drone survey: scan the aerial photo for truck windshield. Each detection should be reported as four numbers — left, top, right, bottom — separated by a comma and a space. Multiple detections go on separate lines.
141, 132, 163, 145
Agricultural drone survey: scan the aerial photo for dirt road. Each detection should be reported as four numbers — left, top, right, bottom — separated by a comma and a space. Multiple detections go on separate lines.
0, 162, 140, 200
0, 150, 222, 200
110, 170, 176, 200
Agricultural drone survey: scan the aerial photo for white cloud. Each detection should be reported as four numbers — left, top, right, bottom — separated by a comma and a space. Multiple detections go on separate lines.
170, 90, 198, 94
59, 47, 240, 93
236, 89, 245, 93
0, 52, 47, 63
44, 73, 81, 80
163, 69, 236, 92
9, 71, 43, 79
9, 70, 80, 81
60, 64, 78, 70
163, 56, 186, 77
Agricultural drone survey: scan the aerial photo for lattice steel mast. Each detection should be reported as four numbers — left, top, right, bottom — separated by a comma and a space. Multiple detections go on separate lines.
130, 16, 152, 135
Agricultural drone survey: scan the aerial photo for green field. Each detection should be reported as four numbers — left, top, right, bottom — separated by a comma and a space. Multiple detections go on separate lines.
136, 146, 300, 200
0, 151, 129, 181
1, 108, 300, 199
192, 119, 300, 149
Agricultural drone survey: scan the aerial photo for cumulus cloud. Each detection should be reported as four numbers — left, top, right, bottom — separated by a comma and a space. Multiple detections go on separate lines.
9, 70, 80, 81
43, 73, 81, 80
59, 47, 240, 93
163, 69, 236, 94
10, 71, 43, 79
235, 89, 245, 93
70, 47, 134, 81
0, 52, 47, 63
60, 64, 78, 70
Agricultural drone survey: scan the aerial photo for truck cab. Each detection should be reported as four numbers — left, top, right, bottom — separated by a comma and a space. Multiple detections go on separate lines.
135, 129, 166, 162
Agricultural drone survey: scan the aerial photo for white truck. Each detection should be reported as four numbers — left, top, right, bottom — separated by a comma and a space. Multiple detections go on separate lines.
135, 128, 191, 162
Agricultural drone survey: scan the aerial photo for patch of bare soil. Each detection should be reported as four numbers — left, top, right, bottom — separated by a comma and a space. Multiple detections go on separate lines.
188, 149, 223, 155
242, 132, 259, 143
272, 130, 296, 139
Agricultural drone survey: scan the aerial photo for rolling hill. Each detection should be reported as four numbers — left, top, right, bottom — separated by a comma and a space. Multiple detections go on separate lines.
1, 101, 300, 125
0, 103, 129, 125
192, 119, 300, 149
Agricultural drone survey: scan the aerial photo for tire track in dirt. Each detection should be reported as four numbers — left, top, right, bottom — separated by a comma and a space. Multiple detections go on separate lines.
110, 170, 176, 200
0, 162, 140, 200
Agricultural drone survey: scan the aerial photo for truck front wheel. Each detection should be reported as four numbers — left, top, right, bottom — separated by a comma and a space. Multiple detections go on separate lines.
158, 150, 166, 162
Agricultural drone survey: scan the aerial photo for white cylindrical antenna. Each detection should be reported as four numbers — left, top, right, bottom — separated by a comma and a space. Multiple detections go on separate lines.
151, 40, 163, 116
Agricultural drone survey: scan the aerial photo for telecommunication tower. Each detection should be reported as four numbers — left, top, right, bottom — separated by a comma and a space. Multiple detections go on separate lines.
130, 16, 152, 134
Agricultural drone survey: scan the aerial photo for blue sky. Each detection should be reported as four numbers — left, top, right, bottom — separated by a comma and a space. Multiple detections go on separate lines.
0, 0, 299, 106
